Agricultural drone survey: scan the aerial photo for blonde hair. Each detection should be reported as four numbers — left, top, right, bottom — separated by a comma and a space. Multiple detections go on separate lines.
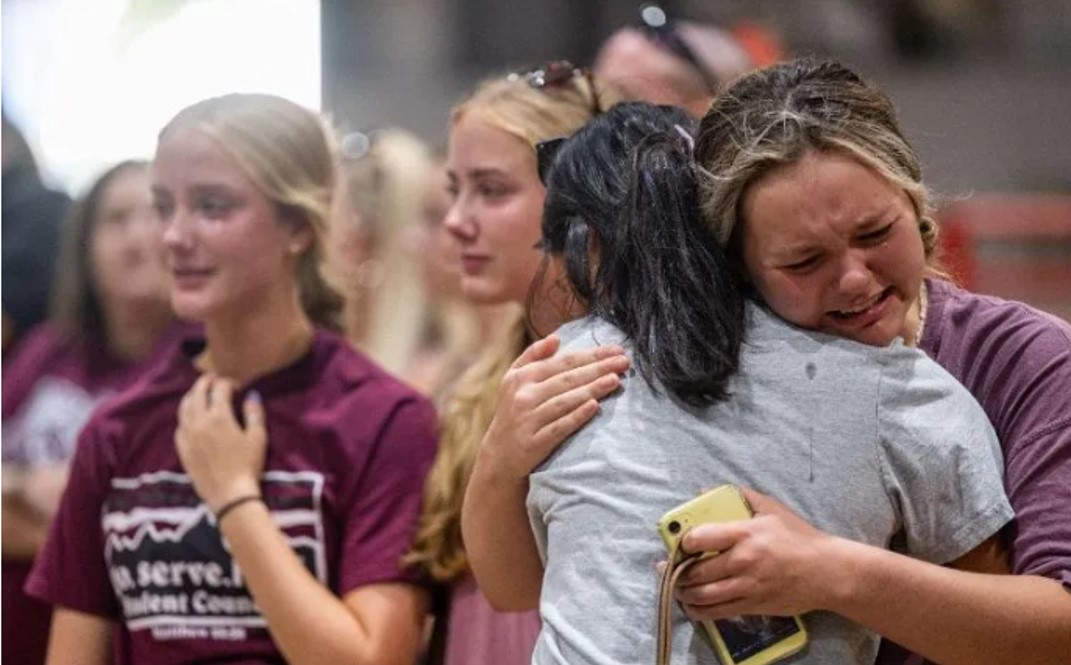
404, 306, 526, 580
452, 67, 621, 149
332, 129, 433, 374
695, 58, 942, 267
405, 70, 621, 581
160, 93, 343, 329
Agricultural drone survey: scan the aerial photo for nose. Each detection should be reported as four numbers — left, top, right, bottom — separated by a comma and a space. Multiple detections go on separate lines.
836, 249, 874, 298
161, 208, 195, 253
442, 197, 477, 243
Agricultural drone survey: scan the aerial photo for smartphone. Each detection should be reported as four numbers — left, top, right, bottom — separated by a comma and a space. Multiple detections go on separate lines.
657, 485, 808, 665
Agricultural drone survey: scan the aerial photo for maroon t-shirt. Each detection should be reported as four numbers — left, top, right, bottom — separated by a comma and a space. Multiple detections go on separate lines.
26, 329, 438, 665
878, 278, 1071, 665
3, 324, 178, 665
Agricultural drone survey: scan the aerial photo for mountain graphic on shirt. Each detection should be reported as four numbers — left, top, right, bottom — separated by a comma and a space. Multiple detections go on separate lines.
102, 470, 326, 633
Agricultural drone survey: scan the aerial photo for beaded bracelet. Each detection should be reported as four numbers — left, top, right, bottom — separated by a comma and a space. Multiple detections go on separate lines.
214, 494, 264, 525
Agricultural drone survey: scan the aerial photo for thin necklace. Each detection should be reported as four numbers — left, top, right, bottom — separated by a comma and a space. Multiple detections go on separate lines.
915, 281, 929, 346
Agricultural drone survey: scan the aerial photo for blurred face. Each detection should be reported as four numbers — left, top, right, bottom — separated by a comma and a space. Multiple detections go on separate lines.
325, 181, 373, 287
594, 28, 708, 117
406, 160, 464, 301
443, 115, 546, 305
89, 167, 169, 310
152, 127, 311, 322
739, 150, 925, 346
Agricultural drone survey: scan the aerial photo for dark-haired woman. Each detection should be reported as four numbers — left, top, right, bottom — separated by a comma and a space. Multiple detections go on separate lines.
462, 101, 1011, 664
26, 94, 437, 665
2, 160, 174, 665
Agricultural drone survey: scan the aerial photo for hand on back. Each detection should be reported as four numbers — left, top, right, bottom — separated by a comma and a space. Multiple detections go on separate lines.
481, 335, 630, 480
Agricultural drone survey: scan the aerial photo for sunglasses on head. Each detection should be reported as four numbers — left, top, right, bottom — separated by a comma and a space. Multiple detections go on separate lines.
531, 136, 568, 251
508, 60, 603, 117
638, 3, 719, 94
536, 136, 567, 186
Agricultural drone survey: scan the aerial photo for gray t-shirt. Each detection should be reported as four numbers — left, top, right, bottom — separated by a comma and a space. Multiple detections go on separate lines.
527, 303, 1013, 665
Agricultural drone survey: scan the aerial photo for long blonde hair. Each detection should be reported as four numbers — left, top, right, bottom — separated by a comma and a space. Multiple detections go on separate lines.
160, 93, 344, 329
331, 129, 433, 374
404, 69, 621, 582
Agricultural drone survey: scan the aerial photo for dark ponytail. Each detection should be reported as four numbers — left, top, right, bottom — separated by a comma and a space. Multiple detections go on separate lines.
540, 102, 745, 406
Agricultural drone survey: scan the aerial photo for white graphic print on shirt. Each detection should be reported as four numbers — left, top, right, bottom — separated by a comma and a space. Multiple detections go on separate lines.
2, 377, 110, 466
102, 470, 326, 641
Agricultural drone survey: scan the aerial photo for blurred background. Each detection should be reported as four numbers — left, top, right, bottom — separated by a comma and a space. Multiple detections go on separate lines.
4, 0, 1070, 317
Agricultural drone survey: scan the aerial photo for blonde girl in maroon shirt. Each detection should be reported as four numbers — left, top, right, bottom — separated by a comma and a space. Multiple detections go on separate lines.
29, 94, 437, 665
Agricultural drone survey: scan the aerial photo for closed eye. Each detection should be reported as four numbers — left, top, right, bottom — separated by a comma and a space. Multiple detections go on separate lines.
858, 223, 893, 243
783, 255, 821, 272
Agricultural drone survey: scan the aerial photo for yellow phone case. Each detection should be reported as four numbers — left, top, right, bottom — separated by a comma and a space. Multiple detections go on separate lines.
657, 485, 808, 665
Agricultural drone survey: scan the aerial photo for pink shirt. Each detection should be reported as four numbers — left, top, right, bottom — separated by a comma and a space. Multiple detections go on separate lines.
27, 329, 438, 665
444, 573, 541, 665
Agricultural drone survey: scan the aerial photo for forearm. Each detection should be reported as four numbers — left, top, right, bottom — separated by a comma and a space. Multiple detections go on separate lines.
828, 539, 1071, 665
219, 501, 400, 665
45, 608, 112, 665
1, 497, 49, 559
461, 450, 544, 611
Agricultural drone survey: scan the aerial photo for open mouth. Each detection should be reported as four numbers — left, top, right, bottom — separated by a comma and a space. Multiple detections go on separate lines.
828, 286, 893, 323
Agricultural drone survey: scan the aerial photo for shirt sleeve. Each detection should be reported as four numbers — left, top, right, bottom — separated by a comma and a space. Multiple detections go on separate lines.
991, 324, 1071, 587
336, 395, 438, 594
24, 414, 120, 617
875, 350, 1014, 565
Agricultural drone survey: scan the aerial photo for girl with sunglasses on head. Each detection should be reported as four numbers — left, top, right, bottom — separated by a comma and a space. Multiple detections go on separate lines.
464, 59, 1071, 665
25, 94, 438, 665
402, 62, 623, 665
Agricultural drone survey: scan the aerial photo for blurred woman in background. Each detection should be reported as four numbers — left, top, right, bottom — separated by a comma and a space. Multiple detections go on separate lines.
329, 129, 432, 376
2, 159, 174, 665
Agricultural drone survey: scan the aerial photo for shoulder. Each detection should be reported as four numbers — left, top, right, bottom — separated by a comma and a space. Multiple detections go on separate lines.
296, 332, 436, 447
923, 278, 1071, 441
927, 278, 1071, 352
553, 316, 629, 354
82, 343, 191, 440
4, 324, 68, 368
308, 330, 430, 410
2, 324, 76, 414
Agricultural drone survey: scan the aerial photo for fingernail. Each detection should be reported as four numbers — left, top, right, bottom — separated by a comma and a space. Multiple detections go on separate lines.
248, 390, 262, 405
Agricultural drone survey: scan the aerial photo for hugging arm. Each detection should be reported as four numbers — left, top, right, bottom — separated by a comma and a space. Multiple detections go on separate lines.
674, 355, 1071, 665
461, 335, 629, 611
675, 488, 1071, 665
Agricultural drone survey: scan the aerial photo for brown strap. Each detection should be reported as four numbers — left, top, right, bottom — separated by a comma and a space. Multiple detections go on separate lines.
656, 534, 703, 665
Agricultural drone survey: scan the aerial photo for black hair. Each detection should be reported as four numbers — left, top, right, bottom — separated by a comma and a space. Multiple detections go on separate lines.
539, 102, 745, 406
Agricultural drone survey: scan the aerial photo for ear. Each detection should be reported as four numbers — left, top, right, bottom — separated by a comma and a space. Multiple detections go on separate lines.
285, 222, 315, 256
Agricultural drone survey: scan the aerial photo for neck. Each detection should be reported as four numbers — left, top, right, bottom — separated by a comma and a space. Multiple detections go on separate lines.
103, 299, 173, 362
526, 275, 584, 340
200, 290, 315, 386
341, 287, 372, 348
475, 302, 517, 346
